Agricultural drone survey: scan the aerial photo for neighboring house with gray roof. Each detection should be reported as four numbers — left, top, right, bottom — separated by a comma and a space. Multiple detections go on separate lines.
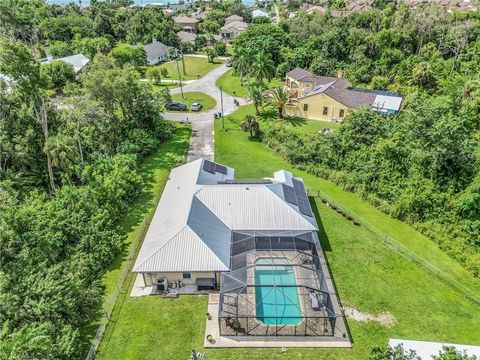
131, 39, 173, 65
40, 54, 91, 74
285, 67, 402, 121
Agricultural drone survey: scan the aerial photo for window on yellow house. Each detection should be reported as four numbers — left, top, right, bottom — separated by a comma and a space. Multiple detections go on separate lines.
303, 104, 308, 111
323, 107, 328, 115
339, 109, 345, 117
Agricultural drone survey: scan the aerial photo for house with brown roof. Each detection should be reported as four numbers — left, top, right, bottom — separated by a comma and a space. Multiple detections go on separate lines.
284, 67, 402, 121
220, 15, 248, 39
173, 16, 200, 33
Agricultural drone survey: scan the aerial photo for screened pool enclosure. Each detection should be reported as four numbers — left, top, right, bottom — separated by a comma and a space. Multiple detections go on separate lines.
219, 230, 345, 337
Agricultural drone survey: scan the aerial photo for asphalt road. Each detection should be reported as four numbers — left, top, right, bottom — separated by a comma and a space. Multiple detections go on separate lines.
164, 63, 240, 161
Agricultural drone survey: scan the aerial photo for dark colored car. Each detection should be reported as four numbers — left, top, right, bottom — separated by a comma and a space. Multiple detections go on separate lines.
166, 102, 187, 111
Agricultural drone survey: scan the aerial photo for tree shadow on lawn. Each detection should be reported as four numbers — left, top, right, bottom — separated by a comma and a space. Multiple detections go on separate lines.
78, 126, 191, 357
258, 106, 308, 127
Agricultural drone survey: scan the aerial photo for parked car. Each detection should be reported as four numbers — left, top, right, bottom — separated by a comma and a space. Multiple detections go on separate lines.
191, 103, 202, 111
166, 102, 186, 111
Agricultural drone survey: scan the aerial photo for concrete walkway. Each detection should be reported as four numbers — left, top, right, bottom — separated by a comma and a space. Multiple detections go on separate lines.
164, 64, 239, 161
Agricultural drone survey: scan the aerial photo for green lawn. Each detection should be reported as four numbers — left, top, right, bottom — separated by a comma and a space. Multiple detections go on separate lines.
86, 125, 191, 356
149, 82, 180, 91
232, 104, 339, 136
97, 105, 480, 360
216, 69, 284, 97
157, 55, 224, 81
171, 91, 216, 112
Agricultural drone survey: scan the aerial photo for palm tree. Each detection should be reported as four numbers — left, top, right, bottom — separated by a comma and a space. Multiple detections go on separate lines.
251, 51, 275, 87
268, 87, 291, 119
232, 48, 249, 86
44, 135, 78, 171
246, 83, 265, 116
240, 114, 260, 139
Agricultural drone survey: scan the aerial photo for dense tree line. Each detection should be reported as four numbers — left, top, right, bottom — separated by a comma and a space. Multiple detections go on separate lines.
239, 6, 480, 276
0, 30, 173, 360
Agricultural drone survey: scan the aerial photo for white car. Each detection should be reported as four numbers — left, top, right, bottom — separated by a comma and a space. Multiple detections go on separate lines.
191, 103, 202, 111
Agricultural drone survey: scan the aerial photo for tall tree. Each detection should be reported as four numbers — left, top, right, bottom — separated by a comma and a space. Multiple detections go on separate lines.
252, 51, 275, 86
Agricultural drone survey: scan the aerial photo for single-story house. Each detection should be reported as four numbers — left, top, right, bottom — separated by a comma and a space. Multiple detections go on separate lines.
40, 54, 91, 75
131, 39, 173, 65
173, 15, 200, 32
220, 16, 248, 39
252, 8, 270, 18
285, 67, 402, 121
132, 158, 348, 340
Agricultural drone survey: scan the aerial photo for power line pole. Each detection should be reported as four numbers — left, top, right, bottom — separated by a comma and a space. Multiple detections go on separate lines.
176, 60, 184, 99
220, 86, 225, 130
180, 45, 186, 75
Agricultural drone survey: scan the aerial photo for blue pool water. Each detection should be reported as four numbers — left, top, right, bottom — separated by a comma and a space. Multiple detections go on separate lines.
255, 261, 302, 325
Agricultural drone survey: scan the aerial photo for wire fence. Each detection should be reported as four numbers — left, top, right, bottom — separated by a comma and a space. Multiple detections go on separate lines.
85, 216, 150, 360
306, 188, 480, 307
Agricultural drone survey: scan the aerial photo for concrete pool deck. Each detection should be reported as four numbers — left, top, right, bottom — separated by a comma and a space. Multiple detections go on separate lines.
204, 294, 352, 348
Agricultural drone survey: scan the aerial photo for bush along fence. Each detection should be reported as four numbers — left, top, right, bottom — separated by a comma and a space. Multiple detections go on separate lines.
306, 188, 480, 307
85, 215, 150, 360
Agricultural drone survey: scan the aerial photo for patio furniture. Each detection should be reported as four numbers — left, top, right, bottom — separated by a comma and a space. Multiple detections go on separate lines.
195, 278, 215, 290
309, 290, 321, 311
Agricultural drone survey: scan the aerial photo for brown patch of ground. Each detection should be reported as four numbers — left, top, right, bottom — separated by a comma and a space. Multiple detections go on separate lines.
344, 306, 396, 326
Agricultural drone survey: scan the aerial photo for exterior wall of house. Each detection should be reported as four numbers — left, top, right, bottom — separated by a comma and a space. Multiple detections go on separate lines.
285, 75, 316, 97
175, 21, 199, 32
142, 271, 217, 287
220, 29, 243, 39
285, 92, 351, 122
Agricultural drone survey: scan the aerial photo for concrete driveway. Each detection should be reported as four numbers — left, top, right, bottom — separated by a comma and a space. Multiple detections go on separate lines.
163, 64, 240, 161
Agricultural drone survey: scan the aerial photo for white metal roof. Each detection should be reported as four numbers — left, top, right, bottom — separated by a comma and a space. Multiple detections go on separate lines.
389, 339, 480, 359
196, 185, 317, 231
373, 94, 402, 112
133, 159, 317, 273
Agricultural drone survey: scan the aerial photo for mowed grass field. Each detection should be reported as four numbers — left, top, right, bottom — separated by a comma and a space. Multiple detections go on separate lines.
84, 125, 191, 356
216, 69, 284, 97
96, 106, 480, 360
171, 91, 216, 112
158, 55, 224, 81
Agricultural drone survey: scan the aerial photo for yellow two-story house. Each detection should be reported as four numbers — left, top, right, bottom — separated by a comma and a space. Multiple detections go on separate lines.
284, 68, 402, 122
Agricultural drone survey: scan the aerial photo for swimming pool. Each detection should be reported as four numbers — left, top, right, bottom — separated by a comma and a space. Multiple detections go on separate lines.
255, 258, 302, 325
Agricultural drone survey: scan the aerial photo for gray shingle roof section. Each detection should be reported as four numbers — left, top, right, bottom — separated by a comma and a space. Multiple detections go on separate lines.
133, 159, 317, 273
142, 41, 171, 60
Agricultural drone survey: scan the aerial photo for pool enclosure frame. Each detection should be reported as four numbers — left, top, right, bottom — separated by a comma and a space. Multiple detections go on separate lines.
218, 230, 344, 337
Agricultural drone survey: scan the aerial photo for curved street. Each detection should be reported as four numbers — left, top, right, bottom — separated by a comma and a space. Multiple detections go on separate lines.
163, 63, 241, 161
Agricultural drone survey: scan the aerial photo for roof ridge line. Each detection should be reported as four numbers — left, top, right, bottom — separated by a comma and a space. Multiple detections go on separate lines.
266, 183, 318, 230
133, 226, 188, 271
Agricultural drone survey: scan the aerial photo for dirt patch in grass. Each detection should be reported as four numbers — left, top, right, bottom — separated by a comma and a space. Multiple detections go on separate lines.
344, 306, 396, 326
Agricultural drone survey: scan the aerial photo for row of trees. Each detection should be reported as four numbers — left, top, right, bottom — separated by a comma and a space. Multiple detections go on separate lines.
230, 6, 480, 277
0, 35, 174, 358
